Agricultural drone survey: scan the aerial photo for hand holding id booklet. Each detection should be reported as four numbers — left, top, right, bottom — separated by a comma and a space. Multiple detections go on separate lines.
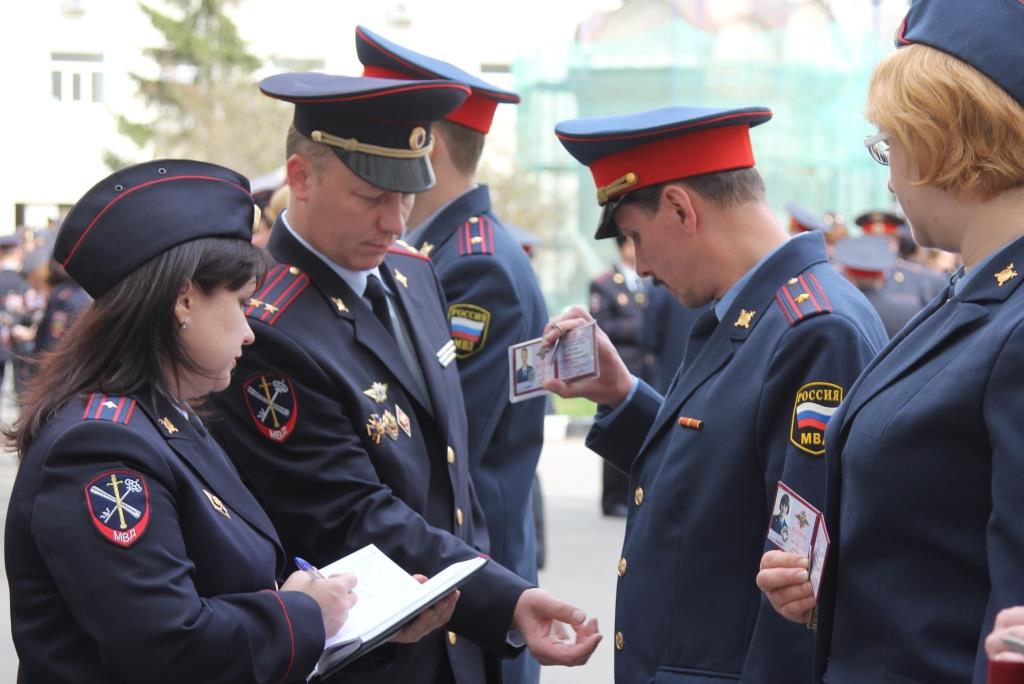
508, 320, 599, 403
308, 544, 486, 680
766, 481, 830, 600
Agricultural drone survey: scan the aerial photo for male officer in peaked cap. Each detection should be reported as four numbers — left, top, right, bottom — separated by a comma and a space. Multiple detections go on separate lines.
833, 234, 920, 338
354, 29, 549, 684
855, 210, 946, 306
209, 73, 600, 684
542, 105, 887, 682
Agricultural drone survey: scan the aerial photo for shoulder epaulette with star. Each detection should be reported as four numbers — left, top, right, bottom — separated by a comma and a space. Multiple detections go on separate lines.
457, 215, 495, 257
82, 393, 137, 425
388, 240, 431, 262
774, 273, 833, 326
246, 263, 310, 326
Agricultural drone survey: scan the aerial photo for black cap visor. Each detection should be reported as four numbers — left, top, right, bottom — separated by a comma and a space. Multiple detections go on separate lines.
334, 147, 435, 194
595, 195, 626, 240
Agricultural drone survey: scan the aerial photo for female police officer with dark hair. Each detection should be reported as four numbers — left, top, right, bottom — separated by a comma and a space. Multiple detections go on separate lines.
3, 160, 360, 683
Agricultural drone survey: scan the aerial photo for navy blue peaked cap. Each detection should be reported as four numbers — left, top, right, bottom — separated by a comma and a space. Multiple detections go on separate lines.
786, 202, 828, 234
555, 106, 772, 239
356, 25, 518, 134
834, 235, 896, 274
897, 0, 1024, 107
260, 72, 470, 193
55, 160, 257, 298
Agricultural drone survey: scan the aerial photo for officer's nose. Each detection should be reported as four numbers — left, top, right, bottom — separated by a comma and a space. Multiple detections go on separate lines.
378, 192, 408, 237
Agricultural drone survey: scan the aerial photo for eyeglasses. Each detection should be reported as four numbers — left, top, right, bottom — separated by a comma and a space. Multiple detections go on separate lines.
864, 131, 890, 166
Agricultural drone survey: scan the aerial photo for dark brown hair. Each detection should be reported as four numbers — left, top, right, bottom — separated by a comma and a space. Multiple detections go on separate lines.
10, 237, 268, 456
619, 167, 766, 214
437, 120, 486, 176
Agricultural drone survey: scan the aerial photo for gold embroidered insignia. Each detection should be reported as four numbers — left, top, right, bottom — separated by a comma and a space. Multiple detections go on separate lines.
331, 297, 348, 313
102, 400, 117, 409
735, 309, 756, 328
382, 410, 400, 441
263, 303, 279, 314
159, 417, 178, 434
362, 382, 389, 404
395, 404, 412, 438
394, 269, 408, 288
996, 263, 1018, 287
248, 298, 264, 308
795, 293, 810, 304
204, 489, 230, 519
420, 242, 435, 257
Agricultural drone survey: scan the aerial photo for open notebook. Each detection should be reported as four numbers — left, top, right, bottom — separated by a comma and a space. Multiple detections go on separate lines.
307, 544, 487, 680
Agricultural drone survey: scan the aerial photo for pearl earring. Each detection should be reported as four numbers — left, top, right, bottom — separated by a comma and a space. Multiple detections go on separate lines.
180, 321, 189, 330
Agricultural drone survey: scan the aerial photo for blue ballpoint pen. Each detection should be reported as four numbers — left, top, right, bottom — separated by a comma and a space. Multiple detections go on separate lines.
294, 556, 326, 579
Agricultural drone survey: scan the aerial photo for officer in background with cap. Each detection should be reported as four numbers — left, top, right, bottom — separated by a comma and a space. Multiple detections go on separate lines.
354, 30, 549, 684
833, 234, 920, 338
543, 105, 886, 682
786, 201, 845, 259
6, 159, 362, 682
208, 73, 600, 684
588, 234, 655, 517
855, 210, 947, 306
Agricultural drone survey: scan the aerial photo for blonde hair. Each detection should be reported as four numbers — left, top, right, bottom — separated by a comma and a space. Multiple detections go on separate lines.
265, 184, 289, 225
866, 44, 1024, 200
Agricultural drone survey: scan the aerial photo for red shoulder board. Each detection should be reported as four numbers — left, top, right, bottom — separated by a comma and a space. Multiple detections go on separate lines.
246, 264, 310, 326
457, 215, 495, 257
774, 273, 833, 326
82, 393, 137, 425
387, 240, 431, 262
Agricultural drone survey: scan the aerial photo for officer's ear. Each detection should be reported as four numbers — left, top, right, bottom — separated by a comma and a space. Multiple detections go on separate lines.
173, 280, 196, 330
662, 184, 698, 235
286, 153, 314, 202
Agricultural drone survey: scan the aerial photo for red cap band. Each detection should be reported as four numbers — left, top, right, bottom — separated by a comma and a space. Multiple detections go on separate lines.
363, 65, 497, 133
588, 124, 756, 198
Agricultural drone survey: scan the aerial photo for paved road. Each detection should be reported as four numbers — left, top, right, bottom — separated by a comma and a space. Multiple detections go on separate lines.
0, 401, 622, 683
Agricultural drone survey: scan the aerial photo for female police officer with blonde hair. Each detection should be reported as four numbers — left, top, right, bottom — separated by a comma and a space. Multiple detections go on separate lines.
3, 160, 362, 683
757, 1, 1024, 682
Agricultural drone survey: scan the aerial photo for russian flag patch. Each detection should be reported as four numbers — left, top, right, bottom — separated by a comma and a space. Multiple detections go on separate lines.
790, 381, 843, 455
448, 303, 491, 358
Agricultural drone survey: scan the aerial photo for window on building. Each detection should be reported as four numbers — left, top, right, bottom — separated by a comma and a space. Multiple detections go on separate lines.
50, 52, 104, 103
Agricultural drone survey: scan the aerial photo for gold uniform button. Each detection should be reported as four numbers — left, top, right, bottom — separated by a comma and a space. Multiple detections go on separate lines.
634, 486, 644, 506
615, 631, 624, 651
448, 630, 457, 646
456, 508, 464, 526
617, 558, 627, 576
447, 446, 456, 464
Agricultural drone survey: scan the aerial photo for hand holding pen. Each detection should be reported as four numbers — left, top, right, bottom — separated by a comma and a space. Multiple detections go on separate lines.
281, 557, 358, 636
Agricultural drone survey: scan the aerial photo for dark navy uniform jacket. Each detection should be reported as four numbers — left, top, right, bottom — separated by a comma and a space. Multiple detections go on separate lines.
405, 184, 548, 589
859, 286, 920, 339
886, 258, 947, 308
640, 285, 703, 394
6, 387, 324, 684
815, 237, 1024, 684
210, 222, 531, 684
590, 265, 655, 381
585, 233, 886, 683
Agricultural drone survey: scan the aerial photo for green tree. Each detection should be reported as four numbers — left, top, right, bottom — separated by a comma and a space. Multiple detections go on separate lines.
107, 0, 290, 178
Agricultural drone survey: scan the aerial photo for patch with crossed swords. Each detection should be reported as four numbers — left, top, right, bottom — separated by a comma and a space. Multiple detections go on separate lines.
83, 470, 151, 547
243, 373, 298, 443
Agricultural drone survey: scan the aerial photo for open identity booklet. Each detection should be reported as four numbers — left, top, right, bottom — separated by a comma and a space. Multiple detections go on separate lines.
307, 544, 487, 680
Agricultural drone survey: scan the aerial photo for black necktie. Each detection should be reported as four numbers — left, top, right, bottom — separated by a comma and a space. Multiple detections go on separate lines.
363, 275, 396, 338
682, 309, 719, 367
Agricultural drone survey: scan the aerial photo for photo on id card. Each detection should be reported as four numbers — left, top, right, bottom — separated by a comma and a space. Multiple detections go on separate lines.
766, 481, 820, 557
507, 320, 599, 403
